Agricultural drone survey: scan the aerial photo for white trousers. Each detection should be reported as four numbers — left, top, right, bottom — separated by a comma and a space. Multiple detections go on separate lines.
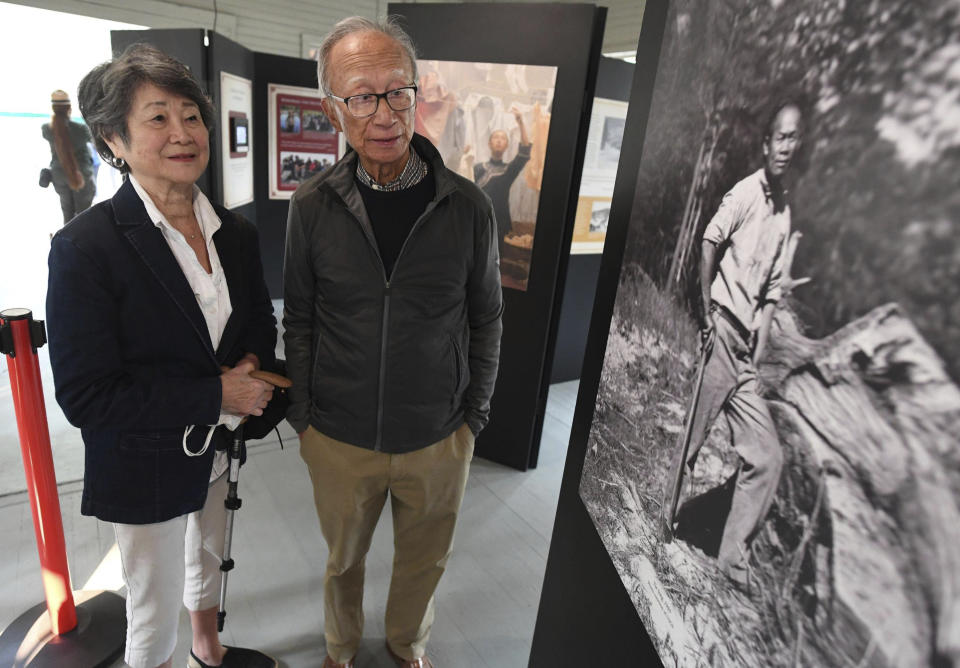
113, 474, 229, 668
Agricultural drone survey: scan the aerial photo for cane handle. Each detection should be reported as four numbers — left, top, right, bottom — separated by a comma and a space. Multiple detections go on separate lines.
250, 369, 293, 389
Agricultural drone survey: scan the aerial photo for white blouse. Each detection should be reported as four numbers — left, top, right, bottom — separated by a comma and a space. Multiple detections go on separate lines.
129, 175, 240, 480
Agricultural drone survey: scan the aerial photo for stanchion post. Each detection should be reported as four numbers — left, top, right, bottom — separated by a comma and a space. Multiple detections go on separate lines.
1, 306, 126, 667
0, 307, 77, 635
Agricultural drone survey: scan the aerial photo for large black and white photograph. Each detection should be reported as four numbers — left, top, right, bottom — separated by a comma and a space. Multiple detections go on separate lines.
578, 1, 960, 666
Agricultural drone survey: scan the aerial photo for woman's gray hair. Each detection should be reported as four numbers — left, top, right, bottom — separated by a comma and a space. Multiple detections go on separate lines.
317, 16, 418, 96
77, 43, 216, 174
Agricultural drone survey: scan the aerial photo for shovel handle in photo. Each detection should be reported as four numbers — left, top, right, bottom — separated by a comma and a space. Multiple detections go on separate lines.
660, 330, 713, 542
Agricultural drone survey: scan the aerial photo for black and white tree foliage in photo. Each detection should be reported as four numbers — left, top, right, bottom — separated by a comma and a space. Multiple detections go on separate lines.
578, 1, 960, 666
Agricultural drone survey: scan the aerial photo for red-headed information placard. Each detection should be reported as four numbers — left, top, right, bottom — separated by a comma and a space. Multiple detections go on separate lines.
268, 83, 341, 199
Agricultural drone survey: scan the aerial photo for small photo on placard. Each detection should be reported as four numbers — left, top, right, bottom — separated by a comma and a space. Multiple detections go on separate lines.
229, 115, 249, 155
588, 200, 610, 235
598, 117, 625, 169
302, 109, 334, 135
279, 151, 335, 186
279, 104, 301, 134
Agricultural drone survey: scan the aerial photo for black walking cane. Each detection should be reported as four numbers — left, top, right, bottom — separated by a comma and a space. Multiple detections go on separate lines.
217, 369, 292, 632
660, 328, 714, 543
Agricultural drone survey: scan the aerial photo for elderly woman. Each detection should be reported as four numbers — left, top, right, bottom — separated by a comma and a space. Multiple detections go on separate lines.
41, 89, 97, 223
46, 44, 277, 668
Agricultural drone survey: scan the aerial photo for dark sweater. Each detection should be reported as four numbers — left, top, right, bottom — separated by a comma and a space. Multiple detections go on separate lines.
357, 169, 436, 279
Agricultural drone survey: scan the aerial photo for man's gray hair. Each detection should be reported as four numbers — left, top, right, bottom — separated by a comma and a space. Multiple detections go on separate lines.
317, 16, 419, 96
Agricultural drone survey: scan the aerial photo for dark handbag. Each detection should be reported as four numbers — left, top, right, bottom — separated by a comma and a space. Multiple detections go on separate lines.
243, 359, 291, 441
39, 168, 52, 188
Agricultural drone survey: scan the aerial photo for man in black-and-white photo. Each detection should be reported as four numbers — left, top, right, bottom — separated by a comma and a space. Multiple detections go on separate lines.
682, 101, 802, 588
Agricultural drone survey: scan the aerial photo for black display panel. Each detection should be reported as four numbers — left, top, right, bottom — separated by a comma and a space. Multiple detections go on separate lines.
537, 0, 960, 664
209, 31, 255, 223
388, 2, 607, 471
531, 1, 669, 662
252, 52, 319, 298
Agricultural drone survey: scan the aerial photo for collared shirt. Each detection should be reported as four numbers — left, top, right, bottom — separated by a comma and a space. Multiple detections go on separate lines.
129, 174, 237, 478
355, 147, 429, 191
702, 168, 790, 333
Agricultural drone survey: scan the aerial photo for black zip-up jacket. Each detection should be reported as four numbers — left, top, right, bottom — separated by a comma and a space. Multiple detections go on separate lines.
282, 134, 503, 452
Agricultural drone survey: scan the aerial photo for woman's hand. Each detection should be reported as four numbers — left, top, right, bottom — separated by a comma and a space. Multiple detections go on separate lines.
220, 360, 273, 416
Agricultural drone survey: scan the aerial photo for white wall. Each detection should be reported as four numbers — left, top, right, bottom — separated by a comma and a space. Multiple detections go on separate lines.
602, 0, 645, 56
6, 0, 643, 60
6, 0, 378, 58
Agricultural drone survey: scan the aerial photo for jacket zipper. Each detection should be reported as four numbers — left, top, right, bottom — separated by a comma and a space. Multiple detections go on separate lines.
339, 186, 450, 452
374, 196, 448, 451
375, 285, 390, 451
451, 334, 463, 390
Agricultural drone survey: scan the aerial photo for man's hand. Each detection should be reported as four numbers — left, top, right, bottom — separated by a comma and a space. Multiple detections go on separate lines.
221, 360, 273, 416
700, 310, 716, 354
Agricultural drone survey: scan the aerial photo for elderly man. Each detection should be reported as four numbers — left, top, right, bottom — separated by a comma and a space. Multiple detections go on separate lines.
282, 16, 503, 668
683, 101, 802, 589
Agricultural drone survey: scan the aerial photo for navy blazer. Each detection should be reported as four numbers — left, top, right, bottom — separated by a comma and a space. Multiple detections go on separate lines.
46, 179, 276, 524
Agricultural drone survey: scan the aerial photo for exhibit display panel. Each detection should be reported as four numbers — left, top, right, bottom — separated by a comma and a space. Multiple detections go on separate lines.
220, 71, 254, 208
267, 83, 342, 200
570, 96, 627, 255
255, 53, 324, 298
535, 0, 960, 665
390, 3, 607, 471
550, 57, 635, 384
415, 59, 558, 291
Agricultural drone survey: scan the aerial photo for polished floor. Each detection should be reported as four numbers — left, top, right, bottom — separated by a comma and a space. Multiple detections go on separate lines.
0, 380, 577, 667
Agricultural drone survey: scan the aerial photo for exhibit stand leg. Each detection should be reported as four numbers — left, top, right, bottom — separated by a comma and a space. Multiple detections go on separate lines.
0, 308, 126, 667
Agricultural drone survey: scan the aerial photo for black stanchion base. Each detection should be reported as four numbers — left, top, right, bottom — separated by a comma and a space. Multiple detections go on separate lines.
0, 590, 126, 667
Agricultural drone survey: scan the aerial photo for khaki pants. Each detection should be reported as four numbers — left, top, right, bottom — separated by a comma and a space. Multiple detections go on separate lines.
686, 316, 783, 574
299, 424, 474, 663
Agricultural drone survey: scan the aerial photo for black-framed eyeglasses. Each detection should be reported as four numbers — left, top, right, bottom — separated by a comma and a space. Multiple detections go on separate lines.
326, 85, 418, 118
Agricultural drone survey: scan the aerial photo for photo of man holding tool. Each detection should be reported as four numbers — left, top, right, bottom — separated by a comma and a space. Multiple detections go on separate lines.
576, 1, 960, 664
662, 101, 801, 589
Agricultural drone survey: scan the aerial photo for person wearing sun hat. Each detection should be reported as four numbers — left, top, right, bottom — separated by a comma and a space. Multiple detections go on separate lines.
41, 89, 96, 223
